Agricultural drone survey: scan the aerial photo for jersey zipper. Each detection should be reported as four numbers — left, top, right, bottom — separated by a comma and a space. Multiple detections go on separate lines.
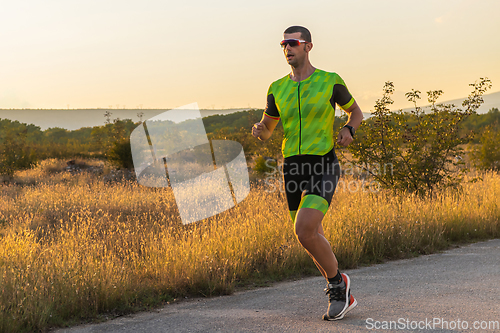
298, 81, 302, 155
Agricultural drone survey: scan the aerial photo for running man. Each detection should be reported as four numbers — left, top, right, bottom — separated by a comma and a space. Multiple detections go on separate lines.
251, 26, 363, 320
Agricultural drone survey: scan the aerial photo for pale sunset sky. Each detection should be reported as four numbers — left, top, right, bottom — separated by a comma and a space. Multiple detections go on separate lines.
1, 0, 499, 113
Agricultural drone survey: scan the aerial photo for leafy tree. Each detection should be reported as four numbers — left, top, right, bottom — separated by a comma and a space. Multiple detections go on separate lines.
461, 107, 500, 131
0, 122, 38, 178
471, 122, 500, 171
43, 127, 70, 144
348, 78, 492, 196
108, 139, 134, 169
102, 118, 136, 169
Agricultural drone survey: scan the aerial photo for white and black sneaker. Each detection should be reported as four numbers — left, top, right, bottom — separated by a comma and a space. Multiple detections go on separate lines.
323, 273, 357, 320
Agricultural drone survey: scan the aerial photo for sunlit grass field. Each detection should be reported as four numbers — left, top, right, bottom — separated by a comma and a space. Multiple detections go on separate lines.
1, 159, 499, 332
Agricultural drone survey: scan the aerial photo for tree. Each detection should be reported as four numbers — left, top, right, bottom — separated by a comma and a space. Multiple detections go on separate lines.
347, 78, 492, 196
0, 124, 38, 179
103, 118, 136, 169
471, 122, 500, 171
108, 139, 134, 169
43, 127, 70, 144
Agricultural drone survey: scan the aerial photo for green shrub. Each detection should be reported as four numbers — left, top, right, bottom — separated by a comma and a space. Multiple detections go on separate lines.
471, 122, 500, 171
0, 127, 38, 179
108, 139, 134, 170
348, 78, 492, 196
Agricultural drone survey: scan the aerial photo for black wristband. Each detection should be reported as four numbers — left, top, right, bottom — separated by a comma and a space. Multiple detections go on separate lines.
343, 125, 355, 138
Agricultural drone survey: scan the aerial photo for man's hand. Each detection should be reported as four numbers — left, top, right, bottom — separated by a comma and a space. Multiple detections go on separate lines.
252, 122, 265, 138
337, 127, 353, 146
252, 117, 277, 141
337, 101, 363, 147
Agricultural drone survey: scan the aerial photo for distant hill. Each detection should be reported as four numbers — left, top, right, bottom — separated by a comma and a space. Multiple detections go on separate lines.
0, 108, 248, 131
1, 91, 498, 129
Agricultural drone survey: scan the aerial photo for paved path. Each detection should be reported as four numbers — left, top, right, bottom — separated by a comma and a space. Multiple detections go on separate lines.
56, 239, 500, 332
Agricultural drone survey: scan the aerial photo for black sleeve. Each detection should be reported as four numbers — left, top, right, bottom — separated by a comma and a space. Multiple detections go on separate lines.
330, 84, 354, 110
264, 93, 280, 119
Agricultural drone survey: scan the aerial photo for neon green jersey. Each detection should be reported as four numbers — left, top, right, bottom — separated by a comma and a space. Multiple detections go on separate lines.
264, 69, 355, 158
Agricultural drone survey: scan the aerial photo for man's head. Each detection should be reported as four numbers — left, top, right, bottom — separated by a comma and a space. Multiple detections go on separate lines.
282, 26, 313, 68
283, 26, 312, 43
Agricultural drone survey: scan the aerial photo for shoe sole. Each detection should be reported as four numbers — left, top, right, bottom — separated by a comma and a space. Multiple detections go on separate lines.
323, 273, 356, 321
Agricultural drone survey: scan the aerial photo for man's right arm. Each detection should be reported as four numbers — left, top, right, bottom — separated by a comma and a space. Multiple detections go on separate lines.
252, 93, 280, 141
252, 115, 278, 141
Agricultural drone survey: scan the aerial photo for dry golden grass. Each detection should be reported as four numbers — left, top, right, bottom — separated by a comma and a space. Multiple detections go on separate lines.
0, 160, 499, 332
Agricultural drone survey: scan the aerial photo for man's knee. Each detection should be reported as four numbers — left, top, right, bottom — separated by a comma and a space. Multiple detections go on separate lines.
295, 228, 316, 246
294, 208, 324, 244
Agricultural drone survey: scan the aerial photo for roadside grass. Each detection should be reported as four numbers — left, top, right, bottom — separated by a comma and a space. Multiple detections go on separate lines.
0, 160, 499, 332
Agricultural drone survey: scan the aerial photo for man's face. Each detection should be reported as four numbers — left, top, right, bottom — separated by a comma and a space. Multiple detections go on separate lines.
282, 32, 308, 68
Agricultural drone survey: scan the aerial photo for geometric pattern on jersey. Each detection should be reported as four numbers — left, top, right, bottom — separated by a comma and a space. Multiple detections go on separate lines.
264, 69, 354, 158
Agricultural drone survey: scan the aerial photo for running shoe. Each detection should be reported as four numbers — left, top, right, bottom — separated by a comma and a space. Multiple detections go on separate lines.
323, 273, 357, 320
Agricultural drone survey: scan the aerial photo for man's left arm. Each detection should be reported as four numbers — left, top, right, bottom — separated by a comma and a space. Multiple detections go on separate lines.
337, 101, 363, 146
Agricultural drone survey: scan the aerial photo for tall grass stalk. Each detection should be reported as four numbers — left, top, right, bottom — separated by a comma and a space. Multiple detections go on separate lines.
0, 161, 499, 332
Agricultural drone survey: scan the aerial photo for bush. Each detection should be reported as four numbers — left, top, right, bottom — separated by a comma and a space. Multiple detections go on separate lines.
471, 122, 500, 171
0, 127, 38, 179
108, 139, 134, 170
348, 78, 492, 196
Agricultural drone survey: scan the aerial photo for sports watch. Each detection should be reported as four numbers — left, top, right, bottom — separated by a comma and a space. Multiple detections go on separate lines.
343, 125, 355, 138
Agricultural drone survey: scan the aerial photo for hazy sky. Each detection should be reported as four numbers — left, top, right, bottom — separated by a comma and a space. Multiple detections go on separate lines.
1, 0, 499, 113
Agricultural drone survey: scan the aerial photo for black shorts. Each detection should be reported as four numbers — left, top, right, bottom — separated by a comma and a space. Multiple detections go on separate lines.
283, 148, 341, 221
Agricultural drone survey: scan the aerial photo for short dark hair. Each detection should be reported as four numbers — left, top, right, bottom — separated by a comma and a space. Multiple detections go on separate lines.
283, 26, 312, 42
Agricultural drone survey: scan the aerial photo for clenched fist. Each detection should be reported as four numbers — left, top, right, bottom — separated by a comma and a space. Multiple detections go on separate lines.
252, 122, 264, 138
336, 127, 353, 147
